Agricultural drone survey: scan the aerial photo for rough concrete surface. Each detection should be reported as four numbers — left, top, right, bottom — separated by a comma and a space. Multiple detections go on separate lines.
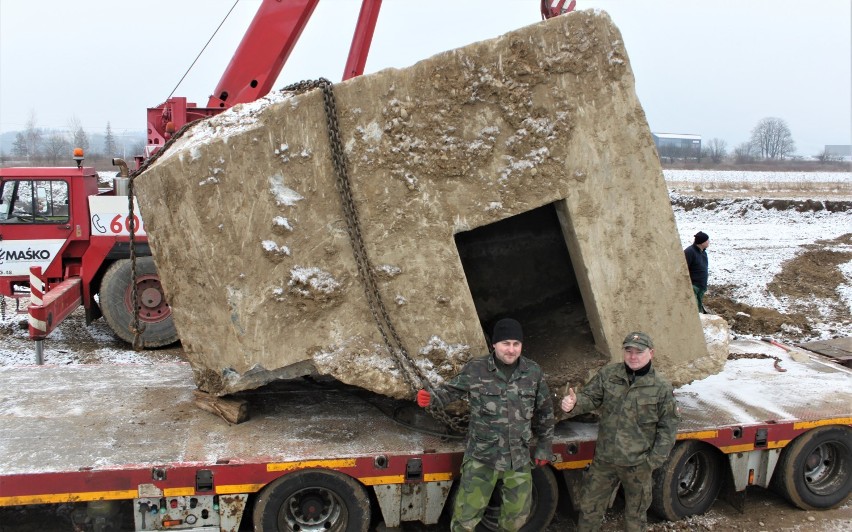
135, 9, 714, 398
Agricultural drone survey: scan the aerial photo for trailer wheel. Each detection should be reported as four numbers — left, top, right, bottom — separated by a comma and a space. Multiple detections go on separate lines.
252, 470, 371, 532
473, 466, 559, 532
651, 440, 723, 521
99, 257, 178, 347
772, 425, 852, 510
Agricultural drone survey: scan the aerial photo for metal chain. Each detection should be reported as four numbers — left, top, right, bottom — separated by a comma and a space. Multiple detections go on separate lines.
1, 294, 6, 321
127, 119, 201, 350
727, 352, 787, 372
282, 79, 469, 432
127, 176, 145, 350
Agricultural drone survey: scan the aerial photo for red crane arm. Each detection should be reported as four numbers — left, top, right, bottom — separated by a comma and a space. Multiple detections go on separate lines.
144, 0, 570, 161
342, 0, 383, 81
145, 0, 385, 159
206, 0, 320, 109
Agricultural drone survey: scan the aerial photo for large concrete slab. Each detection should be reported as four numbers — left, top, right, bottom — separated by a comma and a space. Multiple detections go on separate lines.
136, 10, 716, 398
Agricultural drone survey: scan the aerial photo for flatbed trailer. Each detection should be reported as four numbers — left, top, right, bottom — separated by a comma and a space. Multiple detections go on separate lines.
1, 339, 850, 531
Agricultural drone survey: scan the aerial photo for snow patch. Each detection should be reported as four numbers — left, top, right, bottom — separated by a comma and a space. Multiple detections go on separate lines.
262, 240, 291, 256
268, 174, 304, 206
273, 217, 293, 231
289, 267, 340, 297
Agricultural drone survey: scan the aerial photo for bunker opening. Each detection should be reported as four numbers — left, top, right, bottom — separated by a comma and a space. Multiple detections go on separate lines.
454, 203, 607, 388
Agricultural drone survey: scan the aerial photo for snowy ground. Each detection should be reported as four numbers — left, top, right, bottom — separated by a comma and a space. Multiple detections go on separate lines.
673, 194, 852, 338
667, 169, 851, 342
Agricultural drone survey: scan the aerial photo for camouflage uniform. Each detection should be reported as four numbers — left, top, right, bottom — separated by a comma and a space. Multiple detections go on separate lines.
567, 362, 679, 532
431, 353, 554, 532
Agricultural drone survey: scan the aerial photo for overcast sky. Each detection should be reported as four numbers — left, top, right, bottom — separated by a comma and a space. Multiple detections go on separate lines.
1, 0, 850, 157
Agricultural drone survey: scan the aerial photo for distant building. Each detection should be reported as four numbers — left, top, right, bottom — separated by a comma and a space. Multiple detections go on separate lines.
824, 145, 851, 160
652, 133, 701, 161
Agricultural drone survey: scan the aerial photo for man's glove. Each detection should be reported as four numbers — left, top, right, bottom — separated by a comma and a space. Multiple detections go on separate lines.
416, 389, 431, 407
535, 458, 550, 467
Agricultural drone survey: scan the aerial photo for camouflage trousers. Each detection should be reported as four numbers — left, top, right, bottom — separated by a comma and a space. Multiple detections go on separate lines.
451, 457, 532, 532
577, 459, 653, 532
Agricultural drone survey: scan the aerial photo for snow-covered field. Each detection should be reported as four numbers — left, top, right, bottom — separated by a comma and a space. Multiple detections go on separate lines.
1, 170, 850, 365
665, 168, 850, 184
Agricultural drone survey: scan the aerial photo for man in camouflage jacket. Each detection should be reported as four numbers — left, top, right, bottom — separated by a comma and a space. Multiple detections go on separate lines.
416, 318, 555, 532
561, 332, 680, 532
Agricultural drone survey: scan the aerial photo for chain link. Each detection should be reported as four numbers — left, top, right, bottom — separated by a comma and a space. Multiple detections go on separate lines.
127, 175, 145, 350
283, 79, 468, 432
1, 294, 6, 322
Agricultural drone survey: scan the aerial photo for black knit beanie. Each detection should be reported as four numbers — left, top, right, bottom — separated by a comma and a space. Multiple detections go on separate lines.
694, 231, 709, 245
492, 318, 523, 344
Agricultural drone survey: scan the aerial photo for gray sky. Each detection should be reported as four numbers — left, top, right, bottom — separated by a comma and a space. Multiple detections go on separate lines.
1, 0, 850, 157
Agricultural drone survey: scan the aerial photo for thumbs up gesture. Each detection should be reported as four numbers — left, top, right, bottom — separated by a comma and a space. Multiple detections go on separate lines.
560, 388, 577, 413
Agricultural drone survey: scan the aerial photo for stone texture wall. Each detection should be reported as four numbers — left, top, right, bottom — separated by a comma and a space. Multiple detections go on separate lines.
135, 10, 719, 398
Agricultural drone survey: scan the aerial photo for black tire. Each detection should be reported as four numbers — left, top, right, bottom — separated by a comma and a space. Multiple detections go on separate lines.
99, 257, 178, 347
651, 440, 723, 521
772, 425, 852, 510
474, 466, 559, 532
252, 469, 371, 532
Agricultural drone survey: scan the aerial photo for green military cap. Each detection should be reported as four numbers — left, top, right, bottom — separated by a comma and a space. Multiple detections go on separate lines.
623, 331, 654, 350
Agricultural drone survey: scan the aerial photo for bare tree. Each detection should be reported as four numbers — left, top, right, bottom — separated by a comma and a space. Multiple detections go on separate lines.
12, 132, 29, 159
128, 139, 147, 159
733, 141, 757, 164
24, 110, 43, 162
103, 121, 118, 157
44, 133, 71, 166
749, 117, 796, 160
68, 116, 90, 152
704, 138, 727, 164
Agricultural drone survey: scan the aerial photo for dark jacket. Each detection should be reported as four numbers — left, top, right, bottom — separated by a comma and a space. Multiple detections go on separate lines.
432, 354, 554, 471
684, 244, 709, 289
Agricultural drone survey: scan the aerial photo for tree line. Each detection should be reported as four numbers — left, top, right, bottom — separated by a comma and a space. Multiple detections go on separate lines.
3, 113, 844, 168
2, 112, 145, 166
658, 117, 844, 165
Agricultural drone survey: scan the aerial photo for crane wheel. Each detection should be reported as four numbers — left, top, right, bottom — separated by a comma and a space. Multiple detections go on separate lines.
252, 469, 371, 532
99, 257, 179, 348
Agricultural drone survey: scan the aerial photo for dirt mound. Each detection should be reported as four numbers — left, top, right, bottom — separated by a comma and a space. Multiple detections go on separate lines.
670, 194, 852, 213
706, 287, 811, 338
708, 233, 852, 340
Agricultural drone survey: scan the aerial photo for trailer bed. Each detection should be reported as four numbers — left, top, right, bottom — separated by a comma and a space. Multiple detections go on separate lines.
1, 338, 850, 501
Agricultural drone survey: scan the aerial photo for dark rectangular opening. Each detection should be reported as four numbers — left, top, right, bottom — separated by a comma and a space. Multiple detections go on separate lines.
454, 203, 606, 388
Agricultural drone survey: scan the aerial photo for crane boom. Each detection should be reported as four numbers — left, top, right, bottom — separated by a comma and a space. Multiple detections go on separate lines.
145, 0, 385, 159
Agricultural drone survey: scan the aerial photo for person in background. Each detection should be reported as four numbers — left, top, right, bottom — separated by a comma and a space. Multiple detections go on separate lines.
560, 332, 680, 532
416, 318, 554, 532
684, 231, 710, 313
